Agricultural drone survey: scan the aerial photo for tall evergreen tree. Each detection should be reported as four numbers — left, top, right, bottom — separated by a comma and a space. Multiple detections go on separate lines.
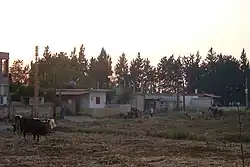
114, 53, 129, 86
157, 56, 168, 92
77, 44, 89, 87
95, 48, 113, 88
142, 58, 153, 93
240, 48, 249, 76
182, 51, 201, 93
129, 52, 144, 91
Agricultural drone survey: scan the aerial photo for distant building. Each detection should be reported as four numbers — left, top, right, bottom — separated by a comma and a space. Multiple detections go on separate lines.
0, 52, 9, 119
0, 52, 9, 106
144, 92, 220, 112
145, 93, 181, 111
55, 89, 109, 114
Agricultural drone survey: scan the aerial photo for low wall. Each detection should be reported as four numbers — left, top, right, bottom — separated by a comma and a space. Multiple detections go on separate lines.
79, 104, 131, 118
79, 108, 120, 118
220, 106, 245, 111
0, 108, 8, 120
8, 102, 59, 119
186, 106, 246, 112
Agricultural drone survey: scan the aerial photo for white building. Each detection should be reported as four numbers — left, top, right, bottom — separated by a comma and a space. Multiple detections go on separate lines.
56, 89, 109, 114
144, 92, 220, 111
80, 89, 107, 108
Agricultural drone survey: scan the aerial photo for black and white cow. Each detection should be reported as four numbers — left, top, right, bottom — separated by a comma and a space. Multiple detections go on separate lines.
12, 115, 56, 142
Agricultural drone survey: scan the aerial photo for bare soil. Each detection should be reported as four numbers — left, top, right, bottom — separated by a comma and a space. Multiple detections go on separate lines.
1, 111, 250, 166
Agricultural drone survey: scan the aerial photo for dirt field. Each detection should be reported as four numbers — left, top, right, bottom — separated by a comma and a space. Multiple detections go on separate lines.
1, 111, 250, 166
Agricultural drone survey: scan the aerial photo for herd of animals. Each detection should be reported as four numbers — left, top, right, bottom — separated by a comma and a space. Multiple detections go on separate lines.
9, 105, 224, 143
12, 114, 56, 142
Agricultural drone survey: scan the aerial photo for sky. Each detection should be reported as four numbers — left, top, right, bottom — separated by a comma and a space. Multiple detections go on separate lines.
0, 0, 249, 66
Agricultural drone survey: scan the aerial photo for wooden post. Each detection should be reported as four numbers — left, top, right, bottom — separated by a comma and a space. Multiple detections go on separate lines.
245, 77, 248, 109
176, 82, 180, 110
182, 81, 185, 112
33, 46, 39, 118
53, 72, 57, 118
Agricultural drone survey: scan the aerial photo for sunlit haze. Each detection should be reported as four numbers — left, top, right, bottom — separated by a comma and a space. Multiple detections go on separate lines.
0, 0, 249, 66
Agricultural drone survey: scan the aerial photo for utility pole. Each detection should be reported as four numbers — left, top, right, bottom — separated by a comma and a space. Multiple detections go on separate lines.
245, 77, 248, 109
176, 83, 180, 111
53, 72, 57, 118
182, 80, 185, 112
33, 46, 39, 118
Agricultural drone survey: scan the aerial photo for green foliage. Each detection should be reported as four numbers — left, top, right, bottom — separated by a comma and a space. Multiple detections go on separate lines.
114, 53, 129, 85
10, 60, 29, 85
130, 52, 144, 91
9, 46, 250, 105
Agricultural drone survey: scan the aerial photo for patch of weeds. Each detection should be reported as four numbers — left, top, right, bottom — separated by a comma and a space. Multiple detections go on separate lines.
54, 126, 79, 132
172, 131, 190, 140
145, 130, 206, 141
219, 133, 250, 143
178, 113, 190, 120
48, 138, 68, 144
78, 128, 136, 136
98, 154, 128, 165
145, 130, 169, 138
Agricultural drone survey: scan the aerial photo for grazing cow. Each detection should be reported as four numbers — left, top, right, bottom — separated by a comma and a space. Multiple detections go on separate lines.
23, 117, 56, 142
13, 116, 56, 142
44, 118, 56, 132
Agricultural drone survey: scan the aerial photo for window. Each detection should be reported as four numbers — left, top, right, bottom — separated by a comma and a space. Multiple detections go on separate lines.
0, 96, 7, 105
96, 97, 100, 104
2, 59, 8, 77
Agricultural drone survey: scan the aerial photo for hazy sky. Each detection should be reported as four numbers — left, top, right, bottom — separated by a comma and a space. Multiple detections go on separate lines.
0, 0, 249, 66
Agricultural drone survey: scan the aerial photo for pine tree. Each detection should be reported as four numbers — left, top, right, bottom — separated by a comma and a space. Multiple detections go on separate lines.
95, 48, 113, 88
114, 53, 129, 86
129, 52, 144, 91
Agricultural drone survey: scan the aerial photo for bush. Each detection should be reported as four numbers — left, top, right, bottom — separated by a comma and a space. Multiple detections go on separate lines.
220, 133, 250, 143
145, 130, 206, 141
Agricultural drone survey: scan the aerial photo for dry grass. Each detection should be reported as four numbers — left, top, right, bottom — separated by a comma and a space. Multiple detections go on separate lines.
1, 111, 250, 166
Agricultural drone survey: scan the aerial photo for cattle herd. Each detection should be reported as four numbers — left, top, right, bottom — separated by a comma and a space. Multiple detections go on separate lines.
12, 114, 56, 142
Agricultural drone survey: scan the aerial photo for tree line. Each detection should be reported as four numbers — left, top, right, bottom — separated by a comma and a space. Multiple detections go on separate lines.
9, 45, 249, 105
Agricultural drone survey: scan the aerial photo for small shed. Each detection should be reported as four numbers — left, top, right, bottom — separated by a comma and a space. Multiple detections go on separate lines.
130, 92, 145, 112
56, 89, 109, 114
185, 93, 221, 110
144, 93, 182, 111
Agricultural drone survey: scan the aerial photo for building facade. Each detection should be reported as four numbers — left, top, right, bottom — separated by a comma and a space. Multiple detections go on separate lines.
56, 89, 109, 114
80, 91, 107, 109
0, 52, 9, 106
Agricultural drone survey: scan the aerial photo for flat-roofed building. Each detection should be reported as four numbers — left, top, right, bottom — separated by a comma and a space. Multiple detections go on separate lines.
0, 52, 9, 106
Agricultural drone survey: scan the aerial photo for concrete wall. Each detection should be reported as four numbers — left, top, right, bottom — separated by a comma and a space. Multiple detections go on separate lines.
155, 100, 168, 111
89, 92, 106, 108
64, 99, 76, 114
80, 94, 89, 108
0, 52, 9, 85
184, 95, 198, 107
188, 97, 212, 109
8, 102, 57, 119
0, 107, 8, 119
130, 93, 145, 112
79, 104, 131, 118
119, 104, 131, 114
221, 106, 245, 111
79, 108, 120, 118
